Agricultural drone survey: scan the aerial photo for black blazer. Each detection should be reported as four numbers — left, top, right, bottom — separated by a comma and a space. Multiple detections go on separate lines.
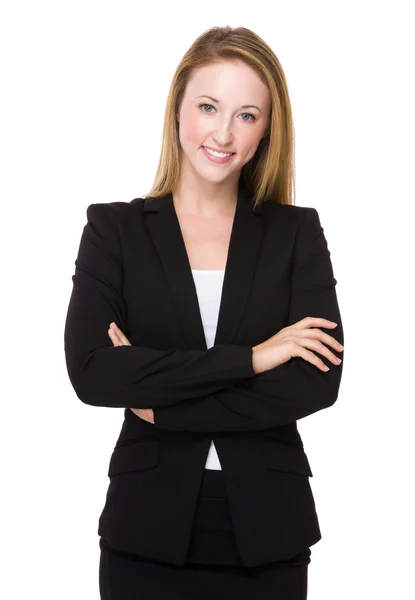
64, 181, 344, 568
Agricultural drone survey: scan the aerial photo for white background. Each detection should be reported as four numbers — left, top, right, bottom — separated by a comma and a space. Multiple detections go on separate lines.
1, 1, 414, 598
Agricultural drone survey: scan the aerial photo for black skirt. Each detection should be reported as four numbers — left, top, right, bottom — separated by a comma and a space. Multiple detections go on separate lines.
99, 468, 311, 599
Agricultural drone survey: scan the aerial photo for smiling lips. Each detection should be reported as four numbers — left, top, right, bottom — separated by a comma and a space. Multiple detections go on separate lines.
203, 145, 235, 157
202, 146, 236, 164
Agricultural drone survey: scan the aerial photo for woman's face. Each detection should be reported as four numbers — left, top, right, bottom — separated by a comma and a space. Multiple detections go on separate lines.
176, 60, 271, 186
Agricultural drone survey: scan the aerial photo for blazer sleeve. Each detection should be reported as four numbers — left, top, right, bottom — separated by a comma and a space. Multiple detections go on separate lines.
153, 207, 344, 432
64, 203, 255, 408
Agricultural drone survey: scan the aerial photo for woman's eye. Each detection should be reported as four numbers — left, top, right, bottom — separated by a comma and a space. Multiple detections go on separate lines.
240, 113, 256, 122
199, 104, 256, 122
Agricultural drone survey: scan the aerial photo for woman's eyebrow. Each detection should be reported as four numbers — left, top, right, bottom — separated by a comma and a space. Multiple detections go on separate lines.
196, 95, 262, 112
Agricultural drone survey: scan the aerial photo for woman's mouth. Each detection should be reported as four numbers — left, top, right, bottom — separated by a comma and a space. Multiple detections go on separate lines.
201, 146, 236, 164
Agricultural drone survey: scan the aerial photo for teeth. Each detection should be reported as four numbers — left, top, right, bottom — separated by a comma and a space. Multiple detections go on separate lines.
204, 147, 233, 158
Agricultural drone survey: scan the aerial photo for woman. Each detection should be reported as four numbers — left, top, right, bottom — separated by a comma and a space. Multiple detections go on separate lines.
64, 25, 344, 599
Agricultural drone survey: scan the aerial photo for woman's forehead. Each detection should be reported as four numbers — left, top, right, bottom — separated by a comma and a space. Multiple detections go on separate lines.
185, 61, 270, 104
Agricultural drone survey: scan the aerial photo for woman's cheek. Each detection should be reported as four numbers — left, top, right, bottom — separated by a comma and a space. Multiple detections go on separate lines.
243, 131, 264, 161
180, 115, 203, 149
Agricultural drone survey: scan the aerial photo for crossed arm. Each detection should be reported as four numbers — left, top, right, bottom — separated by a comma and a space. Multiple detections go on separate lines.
151, 207, 344, 432
64, 203, 344, 433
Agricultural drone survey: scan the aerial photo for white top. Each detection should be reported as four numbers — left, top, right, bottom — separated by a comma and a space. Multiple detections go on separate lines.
191, 268, 225, 470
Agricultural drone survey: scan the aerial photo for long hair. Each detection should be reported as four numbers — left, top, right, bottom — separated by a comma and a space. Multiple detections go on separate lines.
144, 26, 296, 207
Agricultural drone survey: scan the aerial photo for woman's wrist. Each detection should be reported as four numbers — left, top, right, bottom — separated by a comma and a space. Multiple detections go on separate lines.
252, 345, 266, 375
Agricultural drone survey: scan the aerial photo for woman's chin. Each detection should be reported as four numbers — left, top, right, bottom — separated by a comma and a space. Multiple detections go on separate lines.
194, 165, 240, 185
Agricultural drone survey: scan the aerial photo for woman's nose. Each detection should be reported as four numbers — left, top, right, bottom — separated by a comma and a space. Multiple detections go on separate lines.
212, 121, 234, 147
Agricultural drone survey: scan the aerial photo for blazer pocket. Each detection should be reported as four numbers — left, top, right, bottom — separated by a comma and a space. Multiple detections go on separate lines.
263, 438, 313, 477
108, 439, 159, 477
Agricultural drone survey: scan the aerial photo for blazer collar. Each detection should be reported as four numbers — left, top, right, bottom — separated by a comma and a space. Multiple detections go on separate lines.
143, 182, 265, 350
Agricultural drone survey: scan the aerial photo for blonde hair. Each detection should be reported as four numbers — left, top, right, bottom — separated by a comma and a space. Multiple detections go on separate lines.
144, 26, 296, 207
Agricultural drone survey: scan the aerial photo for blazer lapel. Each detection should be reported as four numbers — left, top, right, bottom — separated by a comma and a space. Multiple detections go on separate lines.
143, 181, 264, 350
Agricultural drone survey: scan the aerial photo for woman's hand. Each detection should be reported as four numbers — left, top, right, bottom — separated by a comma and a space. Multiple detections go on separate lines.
108, 322, 155, 425
252, 317, 344, 375
108, 321, 132, 348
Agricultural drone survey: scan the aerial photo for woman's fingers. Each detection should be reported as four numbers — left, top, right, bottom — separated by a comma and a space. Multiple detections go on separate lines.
130, 408, 155, 424
296, 347, 331, 372
284, 334, 339, 369
296, 337, 342, 366
294, 327, 344, 352
281, 317, 343, 371
108, 327, 122, 346
290, 316, 337, 331
108, 322, 132, 346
